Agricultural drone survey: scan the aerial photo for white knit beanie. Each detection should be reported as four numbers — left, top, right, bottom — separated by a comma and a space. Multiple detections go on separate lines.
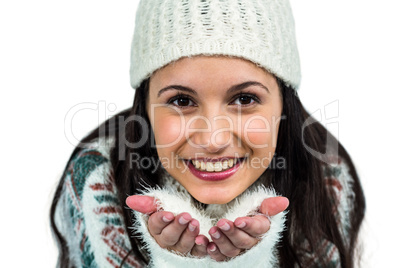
130, 0, 301, 90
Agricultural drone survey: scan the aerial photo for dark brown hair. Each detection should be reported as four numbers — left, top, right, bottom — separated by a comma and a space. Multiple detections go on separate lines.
50, 78, 365, 267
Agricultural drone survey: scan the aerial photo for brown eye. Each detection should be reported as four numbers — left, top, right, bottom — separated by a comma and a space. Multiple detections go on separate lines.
175, 97, 191, 106
168, 95, 196, 107
231, 94, 258, 106
238, 96, 253, 105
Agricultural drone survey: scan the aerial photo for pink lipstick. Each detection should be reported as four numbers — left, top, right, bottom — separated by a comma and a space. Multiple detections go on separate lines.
186, 158, 244, 181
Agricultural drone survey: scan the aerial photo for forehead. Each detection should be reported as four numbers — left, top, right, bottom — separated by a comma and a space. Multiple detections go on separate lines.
149, 56, 275, 90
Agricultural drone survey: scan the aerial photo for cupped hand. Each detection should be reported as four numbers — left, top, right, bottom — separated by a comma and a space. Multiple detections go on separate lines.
126, 195, 208, 257
206, 196, 289, 261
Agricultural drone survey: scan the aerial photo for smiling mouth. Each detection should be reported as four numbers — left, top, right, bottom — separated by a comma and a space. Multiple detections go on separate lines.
185, 157, 245, 181
190, 158, 242, 172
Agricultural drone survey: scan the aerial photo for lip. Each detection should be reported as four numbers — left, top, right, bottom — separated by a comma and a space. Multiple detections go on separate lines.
188, 157, 236, 162
185, 158, 245, 181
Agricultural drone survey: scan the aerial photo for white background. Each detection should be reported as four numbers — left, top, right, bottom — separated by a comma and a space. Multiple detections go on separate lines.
1, 0, 401, 267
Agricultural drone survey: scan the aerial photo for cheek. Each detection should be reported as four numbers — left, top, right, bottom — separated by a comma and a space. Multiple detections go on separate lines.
152, 114, 184, 146
242, 116, 279, 148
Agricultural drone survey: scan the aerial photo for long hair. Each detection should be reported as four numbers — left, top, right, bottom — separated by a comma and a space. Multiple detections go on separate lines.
50, 78, 365, 267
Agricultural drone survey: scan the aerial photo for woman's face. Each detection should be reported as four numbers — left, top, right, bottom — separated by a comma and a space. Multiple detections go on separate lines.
147, 56, 283, 204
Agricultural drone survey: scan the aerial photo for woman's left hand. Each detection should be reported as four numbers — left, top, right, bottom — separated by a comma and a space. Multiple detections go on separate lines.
206, 196, 289, 261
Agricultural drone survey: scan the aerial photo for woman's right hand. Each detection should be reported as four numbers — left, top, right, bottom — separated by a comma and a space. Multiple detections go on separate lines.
126, 195, 209, 257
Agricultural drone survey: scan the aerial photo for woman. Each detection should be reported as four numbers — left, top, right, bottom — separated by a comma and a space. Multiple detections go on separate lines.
50, 0, 365, 267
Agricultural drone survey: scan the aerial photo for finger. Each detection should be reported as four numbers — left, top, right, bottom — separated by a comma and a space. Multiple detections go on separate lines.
191, 235, 209, 257
207, 242, 227, 262
158, 212, 192, 247
126, 195, 158, 214
260, 197, 289, 217
173, 219, 200, 253
234, 215, 271, 237
148, 211, 175, 235
209, 226, 241, 258
217, 219, 258, 249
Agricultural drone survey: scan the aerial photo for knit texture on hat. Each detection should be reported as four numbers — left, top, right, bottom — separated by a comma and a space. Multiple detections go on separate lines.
130, 0, 301, 90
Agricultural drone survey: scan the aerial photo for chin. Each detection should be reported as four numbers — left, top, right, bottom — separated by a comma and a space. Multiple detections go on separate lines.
190, 190, 237, 205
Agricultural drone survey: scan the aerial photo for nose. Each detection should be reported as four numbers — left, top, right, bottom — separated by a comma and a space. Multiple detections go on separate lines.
188, 111, 232, 153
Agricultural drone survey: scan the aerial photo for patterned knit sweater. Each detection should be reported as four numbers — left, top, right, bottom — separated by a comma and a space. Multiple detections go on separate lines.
54, 137, 355, 267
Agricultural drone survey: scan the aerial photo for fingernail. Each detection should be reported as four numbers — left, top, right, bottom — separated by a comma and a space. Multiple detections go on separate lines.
195, 237, 204, 246
162, 216, 173, 223
211, 231, 221, 239
235, 221, 246, 228
209, 244, 217, 252
218, 222, 230, 231
188, 223, 196, 232
179, 216, 190, 225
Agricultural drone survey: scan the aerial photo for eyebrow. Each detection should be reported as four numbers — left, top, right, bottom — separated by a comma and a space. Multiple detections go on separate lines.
157, 81, 269, 98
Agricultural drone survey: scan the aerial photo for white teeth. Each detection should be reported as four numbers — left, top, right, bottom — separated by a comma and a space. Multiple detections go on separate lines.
201, 161, 206, 170
222, 161, 228, 169
206, 162, 214, 172
214, 162, 222, 172
228, 159, 234, 167
191, 159, 239, 172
